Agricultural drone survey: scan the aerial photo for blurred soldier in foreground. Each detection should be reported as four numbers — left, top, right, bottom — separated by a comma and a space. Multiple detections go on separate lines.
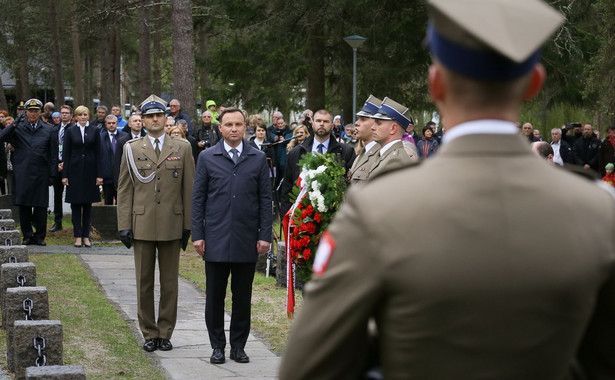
280, 0, 615, 379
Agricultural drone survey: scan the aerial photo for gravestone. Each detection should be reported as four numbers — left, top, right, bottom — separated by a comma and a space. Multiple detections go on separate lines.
13, 320, 63, 380
0, 262, 36, 314
0, 203, 18, 223
0, 218, 15, 230
0, 245, 28, 265
6, 287, 50, 371
26, 365, 86, 380
0, 229, 21, 246
90, 205, 118, 241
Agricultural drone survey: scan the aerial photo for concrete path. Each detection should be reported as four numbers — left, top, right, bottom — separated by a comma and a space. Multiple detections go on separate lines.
32, 245, 281, 380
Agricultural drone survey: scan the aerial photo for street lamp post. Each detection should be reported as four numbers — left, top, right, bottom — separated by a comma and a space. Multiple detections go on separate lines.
344, 35, 366, 124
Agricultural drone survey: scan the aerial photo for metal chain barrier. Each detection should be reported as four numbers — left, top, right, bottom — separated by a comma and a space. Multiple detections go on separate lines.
23, 298, 33, 320
16, 274, 26, 287
33, 335, 46, 367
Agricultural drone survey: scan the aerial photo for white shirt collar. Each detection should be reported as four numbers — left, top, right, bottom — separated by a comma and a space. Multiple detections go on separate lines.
224, 141, 243, 155
442, 120, 518, 145
365, 141, 378, 152
147, 134, 166, 148
379, 139, 400, 156
312, 138, 330, 153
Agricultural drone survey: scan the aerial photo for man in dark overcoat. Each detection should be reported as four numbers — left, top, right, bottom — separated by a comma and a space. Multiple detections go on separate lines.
191, 107, 272, 364
0, 99, 57, 245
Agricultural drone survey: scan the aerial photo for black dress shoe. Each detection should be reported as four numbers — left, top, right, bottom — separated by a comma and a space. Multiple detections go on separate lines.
22, 238, 33, 245
230, 347, 249, 363
34, 240, 47, 246
49, 224, 62, 232
210, 348, 225, 364
158, 338, 173, 351
143, 338, 157, 352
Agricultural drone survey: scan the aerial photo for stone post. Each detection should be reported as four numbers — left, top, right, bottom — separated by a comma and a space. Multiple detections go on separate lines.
13, 320, 63, 380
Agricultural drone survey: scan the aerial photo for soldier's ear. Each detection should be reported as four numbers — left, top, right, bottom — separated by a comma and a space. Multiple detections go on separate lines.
428, 64, 445, 104
523, 64, 546, 101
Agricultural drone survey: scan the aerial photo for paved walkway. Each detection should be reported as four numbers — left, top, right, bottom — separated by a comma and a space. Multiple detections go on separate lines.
31, 245, 281, 379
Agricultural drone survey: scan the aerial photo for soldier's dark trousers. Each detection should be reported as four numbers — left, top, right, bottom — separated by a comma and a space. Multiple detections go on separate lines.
19, 205, 46, 241
205, 261, 256, 349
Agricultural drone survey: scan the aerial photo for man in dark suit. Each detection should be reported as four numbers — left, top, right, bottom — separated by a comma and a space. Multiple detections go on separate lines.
49, 105, 74, 232
0, 99, 58, 245
280, 1, 614, 379
280, 109, 356, 215
122, 113, 147, 139
550, 127, 573, 166
99, 115, 127, 205
191, 107, 272, 365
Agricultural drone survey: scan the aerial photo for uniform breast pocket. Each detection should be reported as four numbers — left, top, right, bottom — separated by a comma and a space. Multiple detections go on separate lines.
136, 161, 154, 177
165, 161, 182, 181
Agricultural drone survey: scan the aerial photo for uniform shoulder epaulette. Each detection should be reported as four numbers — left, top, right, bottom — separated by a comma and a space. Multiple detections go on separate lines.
170, 136, 190, 145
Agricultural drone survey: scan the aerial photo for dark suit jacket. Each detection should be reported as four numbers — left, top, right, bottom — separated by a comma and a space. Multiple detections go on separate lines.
121, 126, 147, 137
280, 136, 356, 214
98, 130, 128, 184
191, 140, 272, 262
113, 133, 131, 188
62, 124, 103, 204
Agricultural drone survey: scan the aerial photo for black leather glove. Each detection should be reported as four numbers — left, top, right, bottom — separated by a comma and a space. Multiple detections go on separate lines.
119, 230, 133, 249
181, 229, 191, 251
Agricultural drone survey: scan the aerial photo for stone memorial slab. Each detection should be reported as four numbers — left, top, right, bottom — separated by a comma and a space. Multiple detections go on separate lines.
0, 262, 36, 312
26, 365, 86, 380
6, 287, 50, 371
0, 230, 21, 246
0, 245, 28, 265
13, 320, 63, 380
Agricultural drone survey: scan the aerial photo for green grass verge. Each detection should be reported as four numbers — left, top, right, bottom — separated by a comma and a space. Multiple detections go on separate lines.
0, 254, 166, 379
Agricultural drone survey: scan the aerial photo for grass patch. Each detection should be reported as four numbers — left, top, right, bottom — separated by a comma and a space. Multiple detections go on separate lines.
179, 249, 302, 354
14, 254, 166, 380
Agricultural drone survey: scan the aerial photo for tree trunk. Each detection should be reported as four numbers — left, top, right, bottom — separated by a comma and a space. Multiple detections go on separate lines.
171, 0, 195, 118
306, 24, 325, 111
99, 0, 113, 107
71, 2, 84, 106
152, 2, 162, 95
138, 0, 152, 99
196, 21, 211, 105
0, 74, 7, 111
113, 30, 122, 105
48, 0, 65, 106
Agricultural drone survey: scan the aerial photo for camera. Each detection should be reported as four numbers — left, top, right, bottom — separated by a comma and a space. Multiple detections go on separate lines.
565, 123, 582, 129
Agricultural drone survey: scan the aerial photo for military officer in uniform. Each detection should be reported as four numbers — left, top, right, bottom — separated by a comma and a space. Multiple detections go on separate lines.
280, 1, 615, 379
348, 95, 382, 184
117, 95, 195, 353
368, 97, 414, 179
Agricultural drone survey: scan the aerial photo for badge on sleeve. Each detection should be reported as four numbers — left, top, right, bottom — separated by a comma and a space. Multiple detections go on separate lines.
313, 231, 335, 276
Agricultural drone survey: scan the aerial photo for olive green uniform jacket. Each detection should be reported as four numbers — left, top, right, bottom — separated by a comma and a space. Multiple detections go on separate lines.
280, 133, 615, 380
117, 136, 195, 240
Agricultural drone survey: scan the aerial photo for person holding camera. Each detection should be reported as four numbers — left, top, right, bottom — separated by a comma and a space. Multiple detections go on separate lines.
269, 116, 293, 188
194, 111, 221, 161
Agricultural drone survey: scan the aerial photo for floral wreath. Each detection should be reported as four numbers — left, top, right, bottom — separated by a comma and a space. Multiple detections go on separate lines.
283, 152, 347, 316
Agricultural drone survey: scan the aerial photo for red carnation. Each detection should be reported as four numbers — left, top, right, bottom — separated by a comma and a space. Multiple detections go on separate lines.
314, 213, 322, 223
301, 209, 309, 219
306, 205, 314, 214
297, 202, 304, 210
306, 222, 316, 234
303, 249, 312, 260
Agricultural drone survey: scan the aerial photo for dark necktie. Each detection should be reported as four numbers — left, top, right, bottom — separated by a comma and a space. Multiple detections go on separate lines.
230, 148, 239, 164
59, 126, 65, 144
111, 133, 116, 153
317, 143, 325, 154
154, 138, 161, 158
